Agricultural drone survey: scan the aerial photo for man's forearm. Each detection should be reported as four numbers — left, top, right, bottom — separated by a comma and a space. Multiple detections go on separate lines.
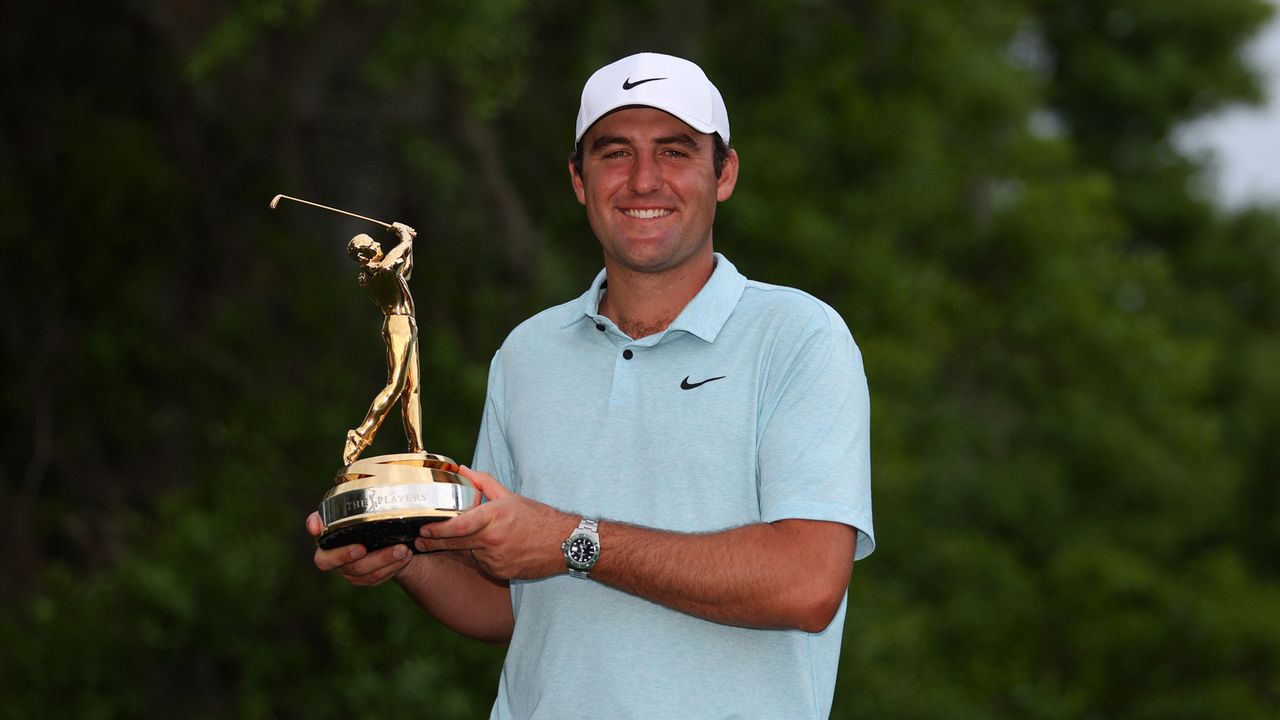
589, 518, 856, 633
395, 552, 514, 644
417, 470, 857, 633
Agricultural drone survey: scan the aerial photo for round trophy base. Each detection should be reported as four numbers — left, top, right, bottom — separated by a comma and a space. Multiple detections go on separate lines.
317, 515, 452, 553
317, 452, 478, 553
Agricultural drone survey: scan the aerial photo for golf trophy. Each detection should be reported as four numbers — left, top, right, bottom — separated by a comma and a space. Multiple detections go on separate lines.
271, 194, 478, 552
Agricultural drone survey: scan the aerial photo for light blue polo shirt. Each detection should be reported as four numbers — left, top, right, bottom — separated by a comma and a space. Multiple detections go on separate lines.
474, 253, 873, 720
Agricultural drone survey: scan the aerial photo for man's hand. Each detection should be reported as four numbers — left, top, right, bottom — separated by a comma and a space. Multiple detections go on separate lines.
416, 466, 577, 581
306, 511, 413, 587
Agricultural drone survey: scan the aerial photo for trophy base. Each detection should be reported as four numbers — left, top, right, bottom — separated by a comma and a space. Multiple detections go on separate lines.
317, 452, 478, 553
318, 516, 452, 553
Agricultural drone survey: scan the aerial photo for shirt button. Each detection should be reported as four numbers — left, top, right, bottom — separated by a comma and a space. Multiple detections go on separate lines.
595, 323, 605, 331
623, 349, 634, 360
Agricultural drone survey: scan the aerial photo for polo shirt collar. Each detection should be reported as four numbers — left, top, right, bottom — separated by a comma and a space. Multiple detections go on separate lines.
562, 252, 746, 344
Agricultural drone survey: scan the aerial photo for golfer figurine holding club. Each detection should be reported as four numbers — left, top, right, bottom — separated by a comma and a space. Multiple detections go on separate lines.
343, 221, 426, 464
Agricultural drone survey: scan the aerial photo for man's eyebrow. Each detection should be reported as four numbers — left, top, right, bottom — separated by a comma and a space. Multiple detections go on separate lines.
591, 135, 631, 151
655, 134, 700, 148
589, 133, 702, 151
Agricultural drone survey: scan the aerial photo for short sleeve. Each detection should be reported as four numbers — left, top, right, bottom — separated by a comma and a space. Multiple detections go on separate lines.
757, 323, 875, 560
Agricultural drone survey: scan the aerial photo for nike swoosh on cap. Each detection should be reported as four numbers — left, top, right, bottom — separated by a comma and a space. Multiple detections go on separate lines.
622, 77, 666, 90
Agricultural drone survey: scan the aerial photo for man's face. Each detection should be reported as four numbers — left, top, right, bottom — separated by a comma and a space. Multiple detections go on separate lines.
570, 107, 738, 276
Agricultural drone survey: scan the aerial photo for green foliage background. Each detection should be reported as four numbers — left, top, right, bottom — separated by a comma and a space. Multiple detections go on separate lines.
2, 0, 1278, 717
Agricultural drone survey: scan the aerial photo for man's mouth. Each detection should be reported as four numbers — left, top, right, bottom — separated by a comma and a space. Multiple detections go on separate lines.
622, 208, 674, 219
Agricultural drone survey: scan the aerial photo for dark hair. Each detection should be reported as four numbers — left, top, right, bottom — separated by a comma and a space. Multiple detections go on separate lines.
569, 134, 731, 181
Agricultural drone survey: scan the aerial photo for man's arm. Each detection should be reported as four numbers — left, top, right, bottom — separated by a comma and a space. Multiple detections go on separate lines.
592, 517, 855, 632
306, 512, 514, 643
417, 468, 857, 633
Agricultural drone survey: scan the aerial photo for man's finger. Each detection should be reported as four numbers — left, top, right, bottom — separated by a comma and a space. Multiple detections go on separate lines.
343, 545, 412, 581
459, 465, 508, 501
353, 553, 413, 586
305, 511, 324, 538
423, 503, 492, 539
416, 536, 473, 553
314, 543, 367, 572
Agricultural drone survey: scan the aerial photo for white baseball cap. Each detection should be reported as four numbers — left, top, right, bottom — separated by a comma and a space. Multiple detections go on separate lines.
575, 52, 730, 145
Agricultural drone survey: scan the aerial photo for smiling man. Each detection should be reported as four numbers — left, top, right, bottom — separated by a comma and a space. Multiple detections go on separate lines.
309, 52, 875, 719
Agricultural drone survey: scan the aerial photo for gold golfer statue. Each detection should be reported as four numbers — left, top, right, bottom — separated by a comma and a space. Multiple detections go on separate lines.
343, 222, 425, 464
270, 194, 477, 552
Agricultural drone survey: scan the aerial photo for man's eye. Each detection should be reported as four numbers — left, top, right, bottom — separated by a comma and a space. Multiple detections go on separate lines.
662, 149, 689, 158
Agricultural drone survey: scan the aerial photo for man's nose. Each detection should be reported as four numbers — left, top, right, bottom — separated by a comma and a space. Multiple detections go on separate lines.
627, 152, 662, 193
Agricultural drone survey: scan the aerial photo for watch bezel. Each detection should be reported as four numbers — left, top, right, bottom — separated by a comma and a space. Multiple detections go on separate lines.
562, 517, 601, 577
563, 532, 600, 570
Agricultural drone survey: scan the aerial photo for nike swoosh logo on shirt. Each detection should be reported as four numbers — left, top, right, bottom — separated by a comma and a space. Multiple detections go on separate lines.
681, 375, 726, 390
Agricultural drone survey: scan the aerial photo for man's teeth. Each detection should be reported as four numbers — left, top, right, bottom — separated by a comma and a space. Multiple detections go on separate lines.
624, 208, 673, 219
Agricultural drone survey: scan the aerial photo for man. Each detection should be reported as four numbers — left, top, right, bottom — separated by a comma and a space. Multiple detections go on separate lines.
341, 222, 426, 465
308, 52, 875, 719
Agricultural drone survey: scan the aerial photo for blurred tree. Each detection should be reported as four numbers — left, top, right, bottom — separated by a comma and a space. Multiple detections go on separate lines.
1, 0, 1276, 717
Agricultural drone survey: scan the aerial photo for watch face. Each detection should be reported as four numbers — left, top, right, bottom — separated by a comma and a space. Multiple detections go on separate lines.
567, 535, 599, 567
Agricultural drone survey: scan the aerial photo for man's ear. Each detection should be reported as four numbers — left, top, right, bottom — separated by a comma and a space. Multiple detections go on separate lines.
570, 161, 587, 205
716, 148, 739, 202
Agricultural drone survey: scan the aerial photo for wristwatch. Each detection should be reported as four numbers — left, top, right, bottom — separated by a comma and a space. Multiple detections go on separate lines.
562, 517, 600, 579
